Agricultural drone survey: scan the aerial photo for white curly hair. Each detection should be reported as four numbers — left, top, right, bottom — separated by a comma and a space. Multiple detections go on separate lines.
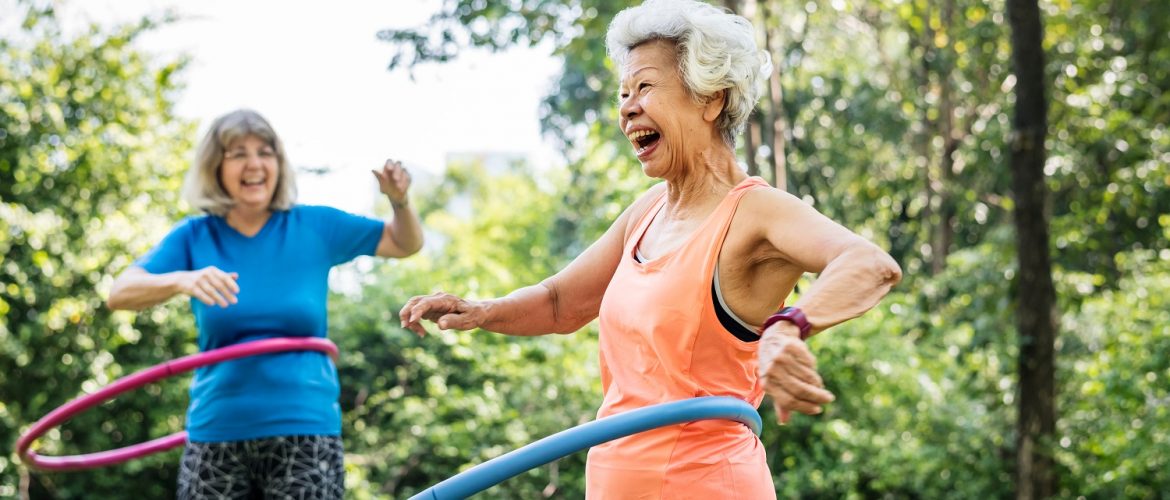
606, 0, 771, 147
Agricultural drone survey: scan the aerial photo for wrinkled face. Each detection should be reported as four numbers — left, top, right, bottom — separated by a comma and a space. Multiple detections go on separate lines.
219, 134, 279, 211
617, 40, 716, 178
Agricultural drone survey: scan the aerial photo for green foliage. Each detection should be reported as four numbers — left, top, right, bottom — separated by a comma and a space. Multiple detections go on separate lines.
764, 237, 1018, 499
379, 0, 650, 253
330, 159, 601, 498
0, 5, 195, 498
2, 0, 1166, 498
376, 0, 1169, 497
1055, 252, 1170, 498
1045, 0, 1170, 285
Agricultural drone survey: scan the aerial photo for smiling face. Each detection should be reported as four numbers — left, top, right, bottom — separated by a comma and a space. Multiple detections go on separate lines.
219, 134, 279, 212
617, 39, 724, 179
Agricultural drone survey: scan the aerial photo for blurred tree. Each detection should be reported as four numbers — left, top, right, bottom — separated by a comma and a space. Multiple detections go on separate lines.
1044, 0, 1170, 287
374, 0, 1170, 498
331, 159, 601, 498
1056, 252, 1170, 498
1006, 0, 1058, 497
380, 0, 661, 259
3, 0, 1165, 498
0, 3, 195, 498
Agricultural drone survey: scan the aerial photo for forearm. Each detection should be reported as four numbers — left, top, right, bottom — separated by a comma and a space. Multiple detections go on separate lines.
387, 198, 424, 255
480, 281, 594, 336
794, 242, 902, 335
107, 270, 187, 311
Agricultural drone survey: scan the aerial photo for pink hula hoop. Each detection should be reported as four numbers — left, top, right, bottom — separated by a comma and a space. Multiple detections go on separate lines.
16, 337, 339, 472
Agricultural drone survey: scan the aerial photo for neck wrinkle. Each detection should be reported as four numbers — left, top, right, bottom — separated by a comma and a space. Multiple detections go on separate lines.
663, 145, 745, 218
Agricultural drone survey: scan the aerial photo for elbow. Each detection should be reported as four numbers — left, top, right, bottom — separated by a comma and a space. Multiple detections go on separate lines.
404, 234, 424, 256
551, 316, 592, 335
392, 241, 423, 259
839, 240, 901, 291
106, 279, 147, 311
381, 232, 423, 258
106, 282, 125, 310
550, 299, 600, 334
106, 292, 134, 311
541, 280, 594, 335
871, 245, 902, 289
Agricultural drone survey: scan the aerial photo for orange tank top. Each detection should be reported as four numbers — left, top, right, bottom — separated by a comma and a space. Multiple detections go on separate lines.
586, 177, 776, 499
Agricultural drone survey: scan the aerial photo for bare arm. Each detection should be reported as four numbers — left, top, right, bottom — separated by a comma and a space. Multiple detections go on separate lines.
372, 159, 424, 258
790, 242, 902, 335
745, 189, 902, 423
107, 266, 239, 311
374, 201, 424, 258
747, 188, 902, 335
483, 226, 626, 335
399, 185, 664, 336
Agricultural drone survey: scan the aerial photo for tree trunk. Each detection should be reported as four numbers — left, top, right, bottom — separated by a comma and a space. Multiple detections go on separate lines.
723, 0, 762, 178
768, 61, 789, 192
934, 0, 957, 274
762, 27, 790, 192
745, 116, 761, 177
916, 0, 938, 274
1007, 0, 1057, 497
761, 1, 789, 191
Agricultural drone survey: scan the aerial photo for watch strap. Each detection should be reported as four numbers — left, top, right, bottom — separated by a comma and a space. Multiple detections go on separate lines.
760, 306, 812, 340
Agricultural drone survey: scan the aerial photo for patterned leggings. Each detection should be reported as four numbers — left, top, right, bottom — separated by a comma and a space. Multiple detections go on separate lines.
177, 435, 344, 500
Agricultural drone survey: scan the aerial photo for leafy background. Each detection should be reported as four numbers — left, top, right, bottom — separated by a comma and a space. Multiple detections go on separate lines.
2, 0, 1167, 498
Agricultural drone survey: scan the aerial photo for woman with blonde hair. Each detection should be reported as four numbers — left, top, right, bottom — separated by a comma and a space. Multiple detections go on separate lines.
108, 109, 423, 498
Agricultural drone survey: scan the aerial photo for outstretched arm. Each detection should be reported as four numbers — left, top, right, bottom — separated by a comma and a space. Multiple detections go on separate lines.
399, 186, 663, 336
399, 212, 627, 336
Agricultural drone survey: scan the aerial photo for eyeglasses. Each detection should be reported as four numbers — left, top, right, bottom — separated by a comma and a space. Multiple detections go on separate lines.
223, 149, 277, 162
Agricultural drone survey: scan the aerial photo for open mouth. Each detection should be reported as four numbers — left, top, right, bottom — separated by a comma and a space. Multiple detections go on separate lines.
629, 129, 661, 155
241, 178, 266, 187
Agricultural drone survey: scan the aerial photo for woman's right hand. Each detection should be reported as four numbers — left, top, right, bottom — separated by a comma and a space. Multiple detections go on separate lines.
178, 266, 239, 307
399, 292, 486, 337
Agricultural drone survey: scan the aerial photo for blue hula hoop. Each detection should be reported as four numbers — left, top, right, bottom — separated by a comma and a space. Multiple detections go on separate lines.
411, 396, 762, 499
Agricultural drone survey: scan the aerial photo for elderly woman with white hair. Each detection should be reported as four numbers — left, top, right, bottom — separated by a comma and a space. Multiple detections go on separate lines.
400, 0, 901, 496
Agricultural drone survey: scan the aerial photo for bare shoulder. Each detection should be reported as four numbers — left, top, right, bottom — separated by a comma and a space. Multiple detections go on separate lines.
734, 184, 868, 272
734, 184, 815, 235
740, 184, 806, 210
618, 182, 668, 242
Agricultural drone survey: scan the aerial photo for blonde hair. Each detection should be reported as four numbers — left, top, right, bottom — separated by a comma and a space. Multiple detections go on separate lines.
606, 0, 770, 147
182, 109, 297, 216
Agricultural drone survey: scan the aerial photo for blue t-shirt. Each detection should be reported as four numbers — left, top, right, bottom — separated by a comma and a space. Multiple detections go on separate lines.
135, 205, 383, 442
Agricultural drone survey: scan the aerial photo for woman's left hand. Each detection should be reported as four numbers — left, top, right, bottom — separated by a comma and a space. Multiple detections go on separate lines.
758, 324, 836, 424
372, 159, 411, 206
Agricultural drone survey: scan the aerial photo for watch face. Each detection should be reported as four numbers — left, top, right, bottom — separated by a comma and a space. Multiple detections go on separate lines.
775, 307, 811, 338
